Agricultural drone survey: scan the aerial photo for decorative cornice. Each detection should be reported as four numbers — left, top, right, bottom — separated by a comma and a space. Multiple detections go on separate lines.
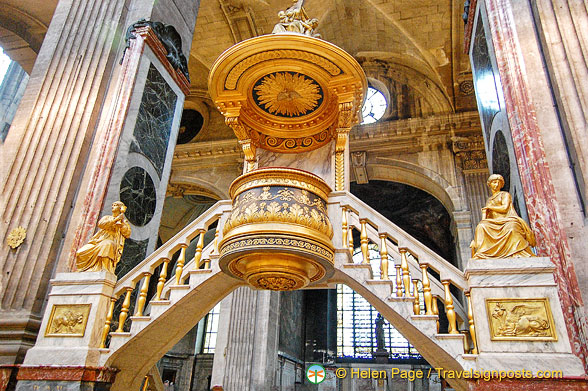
349, 111, 482, 153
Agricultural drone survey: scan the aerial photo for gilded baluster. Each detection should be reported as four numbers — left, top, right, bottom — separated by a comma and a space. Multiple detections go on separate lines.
420, 264, 433, 315
204, 258, 211, 269
399, 248, 411, 296
395, 265, 403, 297
432, 296, 440, 332
348, 225, 354, 255
135, 272, 151, 317
360, 219, 369, 264
156, 259, 170, 300
465, 291, 478, 354
194, 229, 206, 268
379, 234, 389, 280
175, 245, 187, 285
412, 279, 420, 315
116, 287, 133, 332
213, 223, 220, 255
342, 207, 348, 249
100, 297, 116, 348
442, 280, 459, 334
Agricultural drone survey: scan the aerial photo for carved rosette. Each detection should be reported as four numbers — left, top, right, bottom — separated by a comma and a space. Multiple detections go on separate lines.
219, 168, 334, 290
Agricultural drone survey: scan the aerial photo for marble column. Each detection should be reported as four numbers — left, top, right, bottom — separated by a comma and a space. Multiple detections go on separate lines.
211, 287, 280, 391
483, 0, 588, 368
0, 0, 200, 367
0, 0, 129, 365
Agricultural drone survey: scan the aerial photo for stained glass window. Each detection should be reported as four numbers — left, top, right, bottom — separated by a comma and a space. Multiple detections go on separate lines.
337, 244, 422, 360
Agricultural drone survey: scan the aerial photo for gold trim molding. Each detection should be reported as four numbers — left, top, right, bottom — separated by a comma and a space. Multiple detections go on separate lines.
486, 298, 557, 341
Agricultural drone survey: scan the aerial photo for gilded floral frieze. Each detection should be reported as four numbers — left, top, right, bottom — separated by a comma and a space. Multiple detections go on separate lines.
223, 185, 333, 239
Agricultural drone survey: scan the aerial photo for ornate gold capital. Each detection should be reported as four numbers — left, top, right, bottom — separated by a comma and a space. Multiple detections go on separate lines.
6, 226, 26, 249
225, 116, 249, 140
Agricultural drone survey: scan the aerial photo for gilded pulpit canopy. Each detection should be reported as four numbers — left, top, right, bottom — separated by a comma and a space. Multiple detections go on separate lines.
76, 201, 131, 273
470, 174, 536, 259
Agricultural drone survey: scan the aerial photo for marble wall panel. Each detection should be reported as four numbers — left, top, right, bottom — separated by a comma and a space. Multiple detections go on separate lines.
257, 142, 335, 190
129, 64, 178, 179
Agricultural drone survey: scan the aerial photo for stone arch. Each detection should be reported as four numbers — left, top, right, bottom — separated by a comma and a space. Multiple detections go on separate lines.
0, 3, 48, 73
105, 266, 467, 391
367, 160, 465, 213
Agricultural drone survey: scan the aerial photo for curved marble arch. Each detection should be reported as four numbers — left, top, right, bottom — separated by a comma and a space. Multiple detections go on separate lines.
105, 265, 466, 391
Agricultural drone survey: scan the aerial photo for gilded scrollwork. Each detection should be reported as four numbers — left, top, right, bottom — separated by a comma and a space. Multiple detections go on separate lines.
224, 185, 332, 238
225, 49, 341, 90
220, 236, 334, 262
486, 298, 557, 341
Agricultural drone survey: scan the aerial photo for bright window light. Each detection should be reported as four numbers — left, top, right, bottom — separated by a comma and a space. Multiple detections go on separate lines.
361, 87, 387, 124
0, 48, 11, 85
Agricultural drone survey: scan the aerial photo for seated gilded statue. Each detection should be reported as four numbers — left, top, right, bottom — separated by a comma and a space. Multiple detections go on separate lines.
76, 201, 131, 273
470, 174, 536, 259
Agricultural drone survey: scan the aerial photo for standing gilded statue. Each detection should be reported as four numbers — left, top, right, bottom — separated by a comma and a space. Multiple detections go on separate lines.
76, 201, 131, 273
470, 174, 536, 259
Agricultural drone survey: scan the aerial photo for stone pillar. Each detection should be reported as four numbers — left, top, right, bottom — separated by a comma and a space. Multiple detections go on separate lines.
0, 0, 199, 365
14, 271, 118, 390
211, 287, 280, 391
0, 0, 129, 365
483, 0, 587, 367
465, 257, 584, 376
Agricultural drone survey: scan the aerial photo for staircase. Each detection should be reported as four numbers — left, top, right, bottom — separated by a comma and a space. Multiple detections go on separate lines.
98, 194, 477, 391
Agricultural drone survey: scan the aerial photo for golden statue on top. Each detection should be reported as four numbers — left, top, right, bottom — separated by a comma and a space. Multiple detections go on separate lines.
272, 0, 321, 38
471, 174, 536, 259
76, 201, 131, 273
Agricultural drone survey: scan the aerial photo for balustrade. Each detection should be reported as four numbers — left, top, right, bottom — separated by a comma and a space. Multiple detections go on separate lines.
99, 201, 231, 347
334, 194, 477, 354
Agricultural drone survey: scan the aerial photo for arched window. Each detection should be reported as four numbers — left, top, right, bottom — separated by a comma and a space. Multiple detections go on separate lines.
361, 87, 387, 124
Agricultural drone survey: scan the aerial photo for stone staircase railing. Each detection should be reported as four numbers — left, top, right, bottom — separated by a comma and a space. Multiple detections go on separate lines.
98, 194, 478, 385
99, 200, 232, 349
329, 191, 475, 350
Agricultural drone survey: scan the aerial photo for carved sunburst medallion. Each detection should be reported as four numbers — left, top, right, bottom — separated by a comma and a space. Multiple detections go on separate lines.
253, 72, 323, 117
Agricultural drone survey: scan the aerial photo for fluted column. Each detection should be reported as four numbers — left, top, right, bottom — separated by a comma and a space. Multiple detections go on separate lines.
211, 287, 280, 391
0, 0, 199, 365
0, 0, 128, 364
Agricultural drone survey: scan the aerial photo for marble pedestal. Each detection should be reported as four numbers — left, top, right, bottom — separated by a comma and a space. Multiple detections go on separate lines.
465, 257, 584, 376
14, 272, 119, 391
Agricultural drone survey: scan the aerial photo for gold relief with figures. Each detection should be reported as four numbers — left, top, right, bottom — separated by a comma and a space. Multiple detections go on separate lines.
486, 298, 557, 341
45, 304, 91, 337
229, 167, 332, 201
219, 168, 334, 290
